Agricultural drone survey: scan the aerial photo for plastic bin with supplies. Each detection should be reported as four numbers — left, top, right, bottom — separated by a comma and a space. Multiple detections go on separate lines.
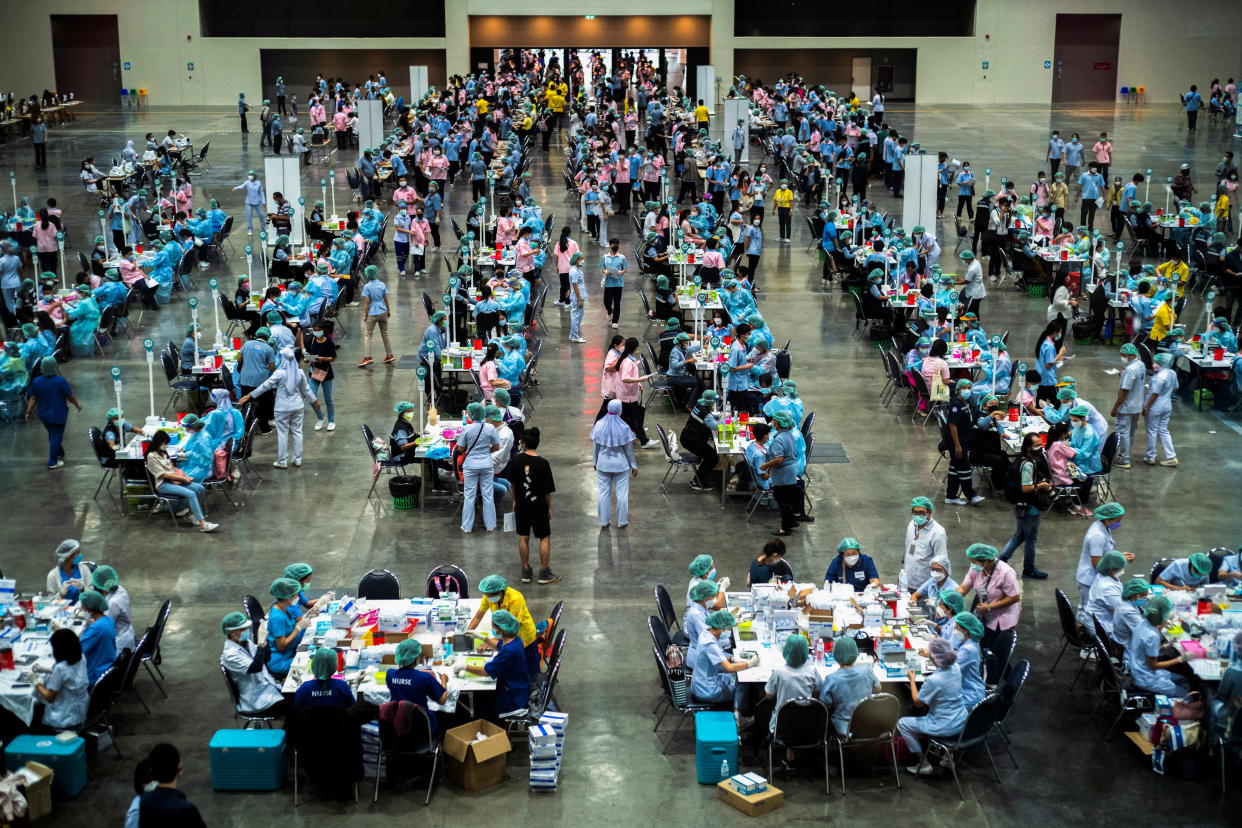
389, 475, 421, 509
209, 729, 286, 791
694, 711, 738, 784
4, 735, 87, 799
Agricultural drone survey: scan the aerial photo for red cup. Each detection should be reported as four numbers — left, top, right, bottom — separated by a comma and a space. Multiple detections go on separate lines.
337, 650, 346, 672
1156, 208, 1163, 217
1008, 405, 1019, 422
232, 337, 242, 349
463, 355, 473, 370
1060, 249, 1068, 261
140, 440, 151, 454
176, 412, 187, 423
688, 253, 696, 264
0, 647, 13, 671
1178, 217, 1185, 227
214, 354, 223, 368
493, 249, 501, 260
972, 349, 980, 360
1040, 433, 1048, 447
338, 220, 345, 230
740, 412, 749, 423
723, 336, 733, 346
136, 244, 143, 254
1214, 347, 1225, 360
906, 293, 916, 305
472, 339, 482, 349
15, 222, 21, 232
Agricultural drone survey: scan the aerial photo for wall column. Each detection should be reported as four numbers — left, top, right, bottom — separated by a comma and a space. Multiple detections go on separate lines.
446, 2, 470, 78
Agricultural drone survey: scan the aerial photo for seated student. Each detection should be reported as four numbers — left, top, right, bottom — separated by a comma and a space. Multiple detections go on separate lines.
913, 559, 958, 606
295, 648, 356, 711
950, 611, 987, 708
739, 421, 773, 494
684, 579, 719, 667
219, 611, 284, 718
1155, 552, 1213, 590
1044, 421, 1093, 516
825, 538, 880, 592
77, 590, 117, 687
1111, 577, 1150, 654
818, 636, 880, 737
686, 554, 728, 613
689, 610, 756, 726
897, 638, 969, 776
764, 634, 819, 765
1125, 595, 1191, 695
457, 610, 530, 720
25, 629, 89, 737
266, 577, 313, 679
386, 639, 449, 732
748, 538, 793, 585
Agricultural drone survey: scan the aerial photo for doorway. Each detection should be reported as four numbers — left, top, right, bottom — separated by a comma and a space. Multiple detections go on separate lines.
851, 57, 872, 102
51, 15, 121, 104
1052, 14, 1121, 103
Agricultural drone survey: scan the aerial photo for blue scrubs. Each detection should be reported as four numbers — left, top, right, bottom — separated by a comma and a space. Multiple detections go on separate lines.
484, 637, 531, 714
824, 554, 879, 592
266, 604, 303, 676
80, 615, 117, 686
954, 636, 986, 707
818, 664, 879, 736
689, 630, 735, 704
386, 667, 446, 731
294, 677, 355, 709
1126, 623, 1190, 695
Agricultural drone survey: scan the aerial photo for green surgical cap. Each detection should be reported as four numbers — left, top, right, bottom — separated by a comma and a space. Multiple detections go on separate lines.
393, 400, 415, 415
311, 648, 337, 680
492, 610, 519, 635
689, 580, 718, 602
80, 591, 108, 614
479, 574, 508, 594
91, 565, 119, 592
706, 609, 737, 629
466, 401, 484, 421
283, 563, 313, 581
1189, 553, 1212, 575
782, 633, 809, 667
965, 543, 998, 561
269, 577, 301, 600
832, 636, 859, 665
939, 590, 966, 614
365, 264, 379, 280
911, 496, 934, 511
689, 554, 714, 577
395, 638, 422, 668
107, 407, 124, 420
430, 311, 445, 324
956, 378, 972, 391
1122, 577, 1150, 599
1119, 343, 1138, 356
1094, 502, 1124, 520
954, 611, 984, 640
1068, 405, 1089, 417
1097, 551, 1127, 574
837, 537, 862, 553
1144, 595, 1172, 625
221, 611, 249, 635
1057, 388, 1077, 401
772, 411, 795, 429
493, 388, 511, 407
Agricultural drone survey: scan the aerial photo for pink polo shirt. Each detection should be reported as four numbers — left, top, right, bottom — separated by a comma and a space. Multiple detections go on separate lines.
515, 238, 534, 272
616, 354, 642, 403
600, 349, 623, 399
960, 560, 1021, 631
554, 238, 580, 273
1092, 141, 1112, 164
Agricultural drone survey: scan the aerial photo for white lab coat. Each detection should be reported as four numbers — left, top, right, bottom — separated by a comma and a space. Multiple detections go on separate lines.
221, 638, 284, 713
45, 563, 93, 598
106, 585, 137, 653
903, 519, 948, 589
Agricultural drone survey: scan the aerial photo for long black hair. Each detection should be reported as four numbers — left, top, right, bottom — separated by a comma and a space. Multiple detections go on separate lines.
558, 225, 572, 253
50, 628, 82, 664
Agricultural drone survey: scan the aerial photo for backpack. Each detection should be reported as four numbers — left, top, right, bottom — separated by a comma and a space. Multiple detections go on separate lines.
1005, 454, 1053, 509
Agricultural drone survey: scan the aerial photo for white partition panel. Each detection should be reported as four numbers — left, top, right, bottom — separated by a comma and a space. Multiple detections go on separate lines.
263, 156, 304, 247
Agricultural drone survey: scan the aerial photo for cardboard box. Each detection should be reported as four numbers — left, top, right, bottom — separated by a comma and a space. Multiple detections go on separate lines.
19, 761, 53, 821
442, 720, 512, 792
716, 779, 784, 817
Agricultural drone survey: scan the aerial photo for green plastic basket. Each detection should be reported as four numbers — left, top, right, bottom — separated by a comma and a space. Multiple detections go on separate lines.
1027, 284, 1046, 298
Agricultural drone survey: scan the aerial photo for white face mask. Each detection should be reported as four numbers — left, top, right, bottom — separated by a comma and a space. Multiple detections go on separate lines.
934, 571, 947, 583
844, 554, 860, 567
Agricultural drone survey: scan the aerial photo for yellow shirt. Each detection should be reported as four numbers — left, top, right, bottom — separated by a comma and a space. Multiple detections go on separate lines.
694, 105, 709, 123
1155, 260, 1188, 297
772, 187, 794, 209
1151, 302, 1177, 341
520, 115, 533, 131
557, 82, 568, 98
478, 587, 537, 648
476, 98, 489, 115
547, 93, 565, 113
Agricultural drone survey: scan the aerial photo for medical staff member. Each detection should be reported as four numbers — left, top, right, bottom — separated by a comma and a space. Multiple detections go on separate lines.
232, 170, 266, 236
1081, 552, 1126, 634
951, 611, 986, 708
1110, 343, 1147, 468
957, 543, 1021, 648
763, 634, 819, 766
1126, 596, 1191, 694
903, 497, 948, 591
386, 639, 449, 732
294, 648, 355, 711
458, 401, 501, 533
825, 538, 880, 592
684, 580, 719, 667
1142, 352, 1179, 467
281, 562, 334, 615
469, 575, 540, 675
46, 539, 91, 602
897, 637, 969, 775
914, 561, 958, 608
91, 566, 135, 653
1111, 578, 1150, 653
237, 347, 321, 469
686, 554, 728, 612
1155, 553, 1213, 590
1075, 502, 1127, 608
818, 636, 880, 737
457, 610, 530, 719
77, 590, 117, 686
266, 577, 314, 679
219, 611, 284, 718
689, 610, 756, 725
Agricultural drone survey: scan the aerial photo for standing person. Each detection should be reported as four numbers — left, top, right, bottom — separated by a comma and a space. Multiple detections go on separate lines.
567, 251, 586, 343
592, 399, 638, 529
1046, 130, 1065, 177
1110, 343, 1146, 469
1092, 132, 1112, 180
305, 321, 337, 432
1142, 352, 1179, 466
236, 327, 275, 434
232, 170, 265, 236
357, 265, 395, 367
998, 433, 1051, 580
943, 379, 984, 506
1077, 162, 1104, 230
731, 119, 747, 164
1182, 84, 1202, 131
762, 410, 801, 537
25, 357, 80, 470
1076, 502, 1130, 609
600, 238, 627, 329
773, 179, 794, 243
614, 337, 656, 447
458, 402, 501, 533
259, 99, 273, 148
1035, 321, 1065, 404
955, 162, 976, 219
238, 92, 250, 132
274, 76, 286, 115
958, 249, 986, 316
30, 116, 47, 169
902, 496, 949, 592
238, 348, 321, 469
510, 427, 559, 585
742, 215, 763, 287
554, 226, 580, 307
956, 543, 1022, 649
1063, 133, 1083, 187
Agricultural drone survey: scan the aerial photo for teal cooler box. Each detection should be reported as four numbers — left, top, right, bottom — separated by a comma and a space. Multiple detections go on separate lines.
694, 711, 738, 784
4, 734, 88, 798
209, 729, 286, 790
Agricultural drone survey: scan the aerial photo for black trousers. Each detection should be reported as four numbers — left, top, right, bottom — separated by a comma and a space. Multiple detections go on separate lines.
777, 207, 792, 240
277, 95, 287, 115
946, 451, 977, 499
1049, 158, 1060, 176
602, 286, 622, 323
558, 272, 570, 303
774, 483, 800, 531
33, 143, 46, 168
240, 113, 249, 132
680, 432, 717, 486
937, 184, 948, 214
614, 182, 631, 214
1079, 200, 1097, 230
620, 401, 649, 444
1187, 110, 1198, 130
241, 383, 275, 432
957, 195, 973, 219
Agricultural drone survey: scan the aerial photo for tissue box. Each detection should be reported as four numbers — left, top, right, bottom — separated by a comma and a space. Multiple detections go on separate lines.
539, 712, 568, 732
528, 725, 557, 744
1154, 695, 1173, 716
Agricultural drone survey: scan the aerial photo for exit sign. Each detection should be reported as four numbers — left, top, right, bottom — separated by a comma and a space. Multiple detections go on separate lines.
1093, 62, 1112, 71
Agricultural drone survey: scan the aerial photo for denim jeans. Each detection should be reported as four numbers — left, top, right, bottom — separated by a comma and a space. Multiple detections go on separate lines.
308, 377, 334, 422
158, 481, 206, 522
1000, 507, 1041, 572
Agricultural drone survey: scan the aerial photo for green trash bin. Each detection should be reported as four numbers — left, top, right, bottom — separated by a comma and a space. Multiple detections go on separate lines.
389, 475, 420, 509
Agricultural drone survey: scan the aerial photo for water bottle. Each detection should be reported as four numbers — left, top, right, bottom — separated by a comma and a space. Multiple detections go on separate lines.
898, 568, 908, 591
720, 759, 730, 780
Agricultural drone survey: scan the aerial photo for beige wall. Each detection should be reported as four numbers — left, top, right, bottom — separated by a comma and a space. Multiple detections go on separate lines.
1, 0, 1238, 106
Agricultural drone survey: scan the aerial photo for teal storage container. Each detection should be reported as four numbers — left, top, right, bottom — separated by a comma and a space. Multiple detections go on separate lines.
5, 734, 88, 798
694, 711, 738, 784
209, 728, 286, 791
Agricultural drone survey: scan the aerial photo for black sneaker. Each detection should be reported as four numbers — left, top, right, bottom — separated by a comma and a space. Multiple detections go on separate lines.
1022, 569, 1049, 580
538, 569, 561, 585
689, 480, 709, 492
795, 515, 815, 523
521, 567, 533, 584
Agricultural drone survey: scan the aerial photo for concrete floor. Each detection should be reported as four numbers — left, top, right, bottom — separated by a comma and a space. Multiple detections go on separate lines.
1, 102, 1240, 826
